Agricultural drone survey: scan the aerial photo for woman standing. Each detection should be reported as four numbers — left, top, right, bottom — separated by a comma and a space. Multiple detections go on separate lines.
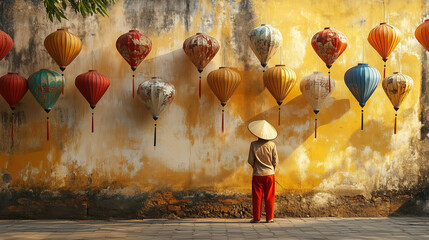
247, 120, 278, 223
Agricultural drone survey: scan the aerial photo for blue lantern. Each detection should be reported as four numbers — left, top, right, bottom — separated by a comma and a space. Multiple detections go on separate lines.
344, 63, 380, 130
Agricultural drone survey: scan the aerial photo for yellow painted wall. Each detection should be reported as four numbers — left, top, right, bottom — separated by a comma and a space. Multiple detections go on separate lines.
0, 0, 424, 196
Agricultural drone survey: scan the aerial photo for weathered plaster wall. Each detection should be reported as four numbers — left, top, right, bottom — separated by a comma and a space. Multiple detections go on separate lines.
0, 0, 428, 218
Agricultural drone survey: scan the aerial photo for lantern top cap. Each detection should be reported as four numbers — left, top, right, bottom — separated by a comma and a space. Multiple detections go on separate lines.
358, 63, 368, 66
196, 32, 204, 35
129, 30, 139, 32
324, 27, 331, 30
393, 71, 400, 74
380, 22, 387, 25
219, 66, 228, 69
57, 28, 68, 31
152, 77, 158, 79
261, 24, 270, 26
88, 70, 96, 72
7, 72, 18, 74
313, 71, 322, 74
275, 64, 285, 67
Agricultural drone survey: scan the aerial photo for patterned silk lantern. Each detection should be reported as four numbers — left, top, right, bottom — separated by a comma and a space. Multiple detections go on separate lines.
0, 29, 13, 61
311, 27, 347, 92
0, 73, 28, 145
137, 77, 175, 147
300, 72, 335, 138
368, 23, 401, 79
183, 33, 220, 99
415, 19, 429, 52
248, 24, 283, 70
382, 72, 413, 134
27, 69, 63, 140
344, 63, 380, 130
44, 28, 82, 94
263, 65, 296, 125
116, 30, 152, 98
75, 70, 110, 133
207, 67, 241, 133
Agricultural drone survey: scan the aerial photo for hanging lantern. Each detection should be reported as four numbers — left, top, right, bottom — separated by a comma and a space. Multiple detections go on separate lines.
137, 77, 175, 147
0, 29, 13, 61
248, 24, 283, 71
27, 69, 63, 140
44, 28, 82, 94
75, 70, 110, 133
368, 22, 401, 79
311, 27, 347, 93
344, 63, 380, 130
0, 73, 28, 146
183, 33, 220, 99
263, 64, 296, 126
207, 67, 241, 133
300, 72, 335, 138
415, 19, 429, 52
116, 30, 152, 98
382, 72, 413, 134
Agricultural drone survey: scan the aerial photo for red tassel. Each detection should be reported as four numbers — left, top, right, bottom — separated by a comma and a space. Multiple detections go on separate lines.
199, 75, 202, 99
154, 122, 157, 147
132, 72, 135, 99
278, 107, 281, 126
61, 73, 65, 95
47, 116, 50, 141
222, 109, 224, 133
315, 118, 317, 138
384, 64, 386, 79
92, 112, 94, 133
11, 111, 14, 147
328, 70, 331, 93
361, 109, 364, 131
394, 113, 397, 134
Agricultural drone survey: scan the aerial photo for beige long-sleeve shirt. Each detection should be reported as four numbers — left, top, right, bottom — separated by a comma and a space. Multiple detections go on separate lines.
247, 139, 278, 176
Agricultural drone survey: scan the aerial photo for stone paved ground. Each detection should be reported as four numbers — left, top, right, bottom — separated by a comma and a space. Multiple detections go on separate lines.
0, 217, 429, 239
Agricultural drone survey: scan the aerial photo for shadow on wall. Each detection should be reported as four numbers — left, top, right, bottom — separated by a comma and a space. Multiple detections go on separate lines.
390, 186, 429, 216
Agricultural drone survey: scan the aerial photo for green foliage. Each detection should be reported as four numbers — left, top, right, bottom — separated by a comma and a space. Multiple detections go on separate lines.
43, 0, 116, 22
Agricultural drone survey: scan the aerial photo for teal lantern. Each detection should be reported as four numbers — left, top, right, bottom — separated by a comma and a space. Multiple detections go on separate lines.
27, 69, 63, 140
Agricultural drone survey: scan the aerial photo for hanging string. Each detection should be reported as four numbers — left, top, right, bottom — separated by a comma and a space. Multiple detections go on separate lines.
280, 46, 284, 65
361, 109, 364, 130
394, 111, 397, 134
132, 71, 135, 98
154, 121, 157, 147
11, 110, 14, 148
199, 74, 202, 99
278, 106, 281, 126
328, 68, 331, 93
47, 115, 50, 141
383, 62, 386, 79
92, 112, 94, 133
383, 0, 386, 22
314, 117, 318, 138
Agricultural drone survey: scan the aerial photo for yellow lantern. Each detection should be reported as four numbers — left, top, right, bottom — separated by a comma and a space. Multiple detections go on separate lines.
382, 72, 413, 134
207, 67, 241, 133
263, 64, 296, 125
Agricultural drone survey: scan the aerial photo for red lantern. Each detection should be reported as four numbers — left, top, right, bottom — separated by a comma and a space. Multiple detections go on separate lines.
311, 27, 348, 92
116, 30, 152, 98
0, 73, 28, 146
0, 29, 13, 61
75, 70, 110, 133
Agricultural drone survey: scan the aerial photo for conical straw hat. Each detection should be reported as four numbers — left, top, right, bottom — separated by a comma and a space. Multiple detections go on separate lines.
248, 120, 277, 140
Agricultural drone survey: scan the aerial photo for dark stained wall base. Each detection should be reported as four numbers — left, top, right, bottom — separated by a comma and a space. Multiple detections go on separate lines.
1, 189, 428, 219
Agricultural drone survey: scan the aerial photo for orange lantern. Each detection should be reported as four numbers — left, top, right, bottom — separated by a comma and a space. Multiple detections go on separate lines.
207, 67, 241, 133
44, 28, 82, 94
263, 65, 296, 125
415, 19, 429, 52
368, 23, 401, 79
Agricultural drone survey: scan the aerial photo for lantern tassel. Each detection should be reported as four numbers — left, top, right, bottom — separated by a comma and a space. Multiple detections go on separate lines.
132, 72, 135, 99
328, 69, 331, 93
154, 122, 157, 147
361, 109, 364, 131
315, 117, 318, 139
222, 108, 225, 133
61, 72, 65, 95
394, 112, 397, 134
278, 107, 281, 126
11, 110, 14, 148
47, 116, 50, 141
199, 75, 202, 99
384, 64, 386, 79
92, 112, 94, 133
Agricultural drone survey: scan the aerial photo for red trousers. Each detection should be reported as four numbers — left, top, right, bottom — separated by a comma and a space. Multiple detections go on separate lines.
252, 175, 275, 221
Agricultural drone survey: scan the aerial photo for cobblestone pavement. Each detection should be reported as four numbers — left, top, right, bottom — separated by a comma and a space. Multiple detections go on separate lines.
0, 217, 429, 239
